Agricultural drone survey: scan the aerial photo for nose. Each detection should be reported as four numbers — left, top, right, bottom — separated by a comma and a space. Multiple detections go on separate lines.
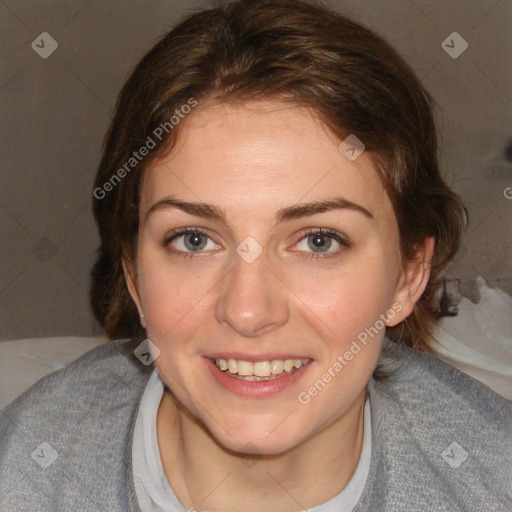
214, 250, 289, 337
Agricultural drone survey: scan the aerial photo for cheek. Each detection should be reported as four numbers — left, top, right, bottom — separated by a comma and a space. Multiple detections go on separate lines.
135, 248, 216, 341
291, 257, 398, 342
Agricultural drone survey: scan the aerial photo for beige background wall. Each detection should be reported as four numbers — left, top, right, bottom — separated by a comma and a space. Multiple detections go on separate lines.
1, 0, 511, 341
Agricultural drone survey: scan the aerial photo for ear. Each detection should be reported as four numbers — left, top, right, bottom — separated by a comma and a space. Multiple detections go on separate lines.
122, 254, 146, 329
386, 237, 435, 327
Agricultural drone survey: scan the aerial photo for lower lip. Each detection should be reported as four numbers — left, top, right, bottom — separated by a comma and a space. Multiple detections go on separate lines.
204, 358, 314, 397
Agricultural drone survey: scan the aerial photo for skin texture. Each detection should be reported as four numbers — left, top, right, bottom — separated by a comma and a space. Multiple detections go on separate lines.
124, 100, 434, 511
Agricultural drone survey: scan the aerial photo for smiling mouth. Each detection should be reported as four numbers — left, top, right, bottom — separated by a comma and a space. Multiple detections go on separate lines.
210, 357, 312, 381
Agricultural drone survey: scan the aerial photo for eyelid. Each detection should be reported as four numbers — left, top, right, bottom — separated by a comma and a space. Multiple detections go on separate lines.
163, 227, 221, 255
163, 226, 350, 259
163, 226, 214, 244
295, 227, 349, 245
290, 227, 350, 259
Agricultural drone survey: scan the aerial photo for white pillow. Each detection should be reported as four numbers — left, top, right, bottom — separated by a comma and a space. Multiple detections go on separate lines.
0, 336, 106, 409
433, 276, 512, 401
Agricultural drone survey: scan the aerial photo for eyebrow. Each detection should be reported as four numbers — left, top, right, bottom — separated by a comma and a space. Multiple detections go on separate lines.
145, 195, 373, 225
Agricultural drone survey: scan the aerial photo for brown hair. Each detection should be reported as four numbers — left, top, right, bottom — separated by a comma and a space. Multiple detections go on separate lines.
91, 0, 466, 356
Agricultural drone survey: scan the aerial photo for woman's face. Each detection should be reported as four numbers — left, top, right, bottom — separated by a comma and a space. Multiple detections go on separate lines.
126, 100, 421, 455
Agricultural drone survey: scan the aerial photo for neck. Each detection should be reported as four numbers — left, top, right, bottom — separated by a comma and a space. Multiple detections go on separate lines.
156, 389, 367, 512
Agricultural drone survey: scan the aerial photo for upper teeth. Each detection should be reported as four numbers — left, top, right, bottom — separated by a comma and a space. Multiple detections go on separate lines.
214, 358, 310, 377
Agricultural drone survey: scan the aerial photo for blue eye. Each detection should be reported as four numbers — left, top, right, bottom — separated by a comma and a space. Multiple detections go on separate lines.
294, 228, 350, 259
163, 228, 217, 255
163, 227, 350, 261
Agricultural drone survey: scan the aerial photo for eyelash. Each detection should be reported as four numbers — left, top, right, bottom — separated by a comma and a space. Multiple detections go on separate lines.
295, 228, 350, 260
162, 227, 350, 261
162, 227, 213, 261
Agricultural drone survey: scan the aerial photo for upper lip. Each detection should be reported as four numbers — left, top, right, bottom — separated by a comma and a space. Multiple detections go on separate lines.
205, 353, 313, 362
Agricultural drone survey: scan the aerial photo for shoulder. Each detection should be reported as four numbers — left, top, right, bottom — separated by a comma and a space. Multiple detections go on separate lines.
374, 337, 512, 426
1, 338, 151, 419
0, 338, 152, 511
364, 337, 512, 511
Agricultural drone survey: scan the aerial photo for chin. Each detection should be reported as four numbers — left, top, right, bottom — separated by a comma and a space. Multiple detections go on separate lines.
211, 420, 305, 457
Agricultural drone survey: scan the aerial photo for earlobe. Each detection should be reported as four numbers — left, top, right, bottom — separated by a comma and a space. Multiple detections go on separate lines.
387, 237, 435, 327
122, 255, 146, 328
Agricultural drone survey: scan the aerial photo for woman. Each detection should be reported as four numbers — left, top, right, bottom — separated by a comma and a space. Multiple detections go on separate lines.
1, 0, 511, 510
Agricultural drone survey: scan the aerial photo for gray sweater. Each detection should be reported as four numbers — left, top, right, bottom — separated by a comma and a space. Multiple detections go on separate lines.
1, 337, 511, 511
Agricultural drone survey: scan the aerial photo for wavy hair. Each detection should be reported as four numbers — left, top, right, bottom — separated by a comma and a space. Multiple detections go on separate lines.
91, 0, 466, 362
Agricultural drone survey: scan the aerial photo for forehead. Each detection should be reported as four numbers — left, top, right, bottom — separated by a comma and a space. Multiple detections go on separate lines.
140, 100, 392, 223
